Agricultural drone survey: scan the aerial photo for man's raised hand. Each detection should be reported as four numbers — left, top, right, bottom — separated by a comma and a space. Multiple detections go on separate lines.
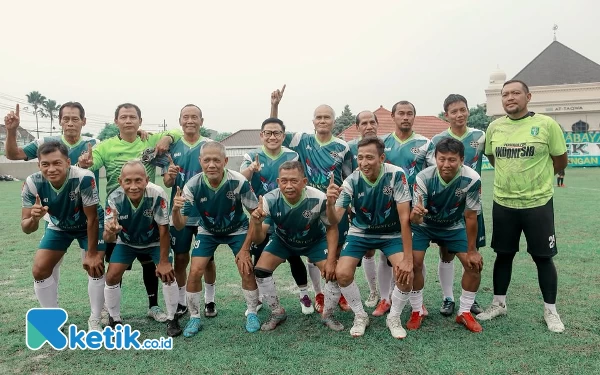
30, 194, 48, 221
271, 84, 286, 106
326, 173, 341, 206
413, 195, 428, 217
251, 195, 267, 223
78, 143, 94, 168
172, 186, 186, 211
249, 154, 262, 173
167, 155, 179, 179
3, 104, 20, 130
106, 209, 122, 235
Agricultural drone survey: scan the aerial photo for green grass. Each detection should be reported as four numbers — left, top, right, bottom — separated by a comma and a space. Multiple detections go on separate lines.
0, 169, 599, 375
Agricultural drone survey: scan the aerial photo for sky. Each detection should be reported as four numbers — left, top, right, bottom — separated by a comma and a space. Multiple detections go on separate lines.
1, 0, 599, 137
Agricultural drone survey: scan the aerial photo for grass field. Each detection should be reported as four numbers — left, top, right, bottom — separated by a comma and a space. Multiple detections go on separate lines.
0, 169, 599, 375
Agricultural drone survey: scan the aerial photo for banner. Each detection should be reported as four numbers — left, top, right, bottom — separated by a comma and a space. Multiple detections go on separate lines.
481, 131, 600, 170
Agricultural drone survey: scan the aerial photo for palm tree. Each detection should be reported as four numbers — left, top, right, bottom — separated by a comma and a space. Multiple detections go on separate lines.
41, 99, 61, 136
26, 91, 47, 139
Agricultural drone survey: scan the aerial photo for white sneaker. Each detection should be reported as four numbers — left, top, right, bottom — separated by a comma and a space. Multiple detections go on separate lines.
476, 302, 507, 321
544, 308, 565, 333
386, 316, 407, 339
365, 291, 379, 308
88, 317, 102, 331
147, 306, 168, 322
350, 313, 370, 337
245, 301, 263, 317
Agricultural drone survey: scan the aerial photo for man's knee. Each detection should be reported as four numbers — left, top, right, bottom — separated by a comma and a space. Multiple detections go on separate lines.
336, 267, 355, 286
174, 253, 190, 268
32, 263, 52, 281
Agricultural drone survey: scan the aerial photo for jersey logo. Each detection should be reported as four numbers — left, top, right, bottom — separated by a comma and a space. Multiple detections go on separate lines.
410, 147, 419, 154
329, 151, 339, 159
160, 199, 167, 209
276, 212, 281, 217
302, 210, 312, 219
119, 215, 129, 220
173, 152, 182, 157
69, 191, 78, 201
200, 197, 207, 203
384, 148, 391, 152
530, 127, 540, 136
454, 189, 465, 198
382, 186, 393, 196
358, 192, 365, 199
306, 145, 312, 150
143, 208, 153, 218
469, 141, 479, 149
226, 191, 236, 200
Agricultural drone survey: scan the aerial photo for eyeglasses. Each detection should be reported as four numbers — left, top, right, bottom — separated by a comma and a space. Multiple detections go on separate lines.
262, 130, 284, 138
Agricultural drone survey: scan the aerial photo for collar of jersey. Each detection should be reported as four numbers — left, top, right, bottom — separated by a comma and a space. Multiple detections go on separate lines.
61, 135, 83, 148
313, 134, 334, 147
436, 166, 462, 187
506, 111, 535, 122
360, 164, 384, 187
48, 167, 72, 194
202, 169, 228, 191
117, 135, 141, 144
447, 127, 470, 141
182, 136, 204, 148
393, 131, 414, 144
261, 146, 284, 160
282, 188, 306, 208
127, 194, 145, 210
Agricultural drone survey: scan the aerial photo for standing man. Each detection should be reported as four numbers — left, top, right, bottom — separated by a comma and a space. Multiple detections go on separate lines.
162, 104, 217, 319
78, 103, 181, 323
271, 86, 353, 313
20, 141, 105, 331
103, 160, 181, 337
240, 117, 313, 314
172, 142, 261, 337
478, 80, 567, 333
408, 138, 484, 333
348, 111, 386, 308
430, 94, 485, 316
249, 161, 343, 331
376, 100, 434, 317
326, 137, 414, 339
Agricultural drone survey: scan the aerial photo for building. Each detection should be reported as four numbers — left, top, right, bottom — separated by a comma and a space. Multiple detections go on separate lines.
485, 40, 600, 167
485, 40, 600, 131
0, 125, 35, 153
339, 106, 449, 141
220, 129, 262, 169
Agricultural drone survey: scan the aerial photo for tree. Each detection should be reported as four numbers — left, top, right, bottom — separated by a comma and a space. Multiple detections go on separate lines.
82, 132, 94, 138
215, 132, 232, 142
41, 99, 60, 136
437, 103, 492, 131
200, 127, 212, 138
97, 123, 119, 140
26, 91, 47, 139
333, 105, 354, 136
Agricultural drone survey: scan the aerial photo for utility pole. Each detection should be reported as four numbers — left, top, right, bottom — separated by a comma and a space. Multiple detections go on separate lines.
162, 119, 167, 131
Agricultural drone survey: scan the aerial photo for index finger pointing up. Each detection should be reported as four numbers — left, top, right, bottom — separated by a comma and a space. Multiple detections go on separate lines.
16, 103, 20, 116
35, 194, 41, 205
329, 173, 335, 186
280, 84, 286, 95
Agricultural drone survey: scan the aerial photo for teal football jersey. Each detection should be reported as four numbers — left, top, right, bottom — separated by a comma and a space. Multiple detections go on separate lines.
261, 186, 329, 250
161, 136, 213, 225
382, 132, 435, 188
105, 182, 169, 248
283, 133, 352, 190
336, 163, 412, 238
22, 166, 99, 232
348, 138, 360, 170
23, 135, 101, 192
430, 127, 486, 175
412, 165, 481, 230
182, 169, 258, 236
240, 146, 299, 197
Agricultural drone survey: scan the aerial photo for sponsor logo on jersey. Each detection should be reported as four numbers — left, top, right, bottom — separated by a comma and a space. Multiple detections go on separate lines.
494, 143, 535, 158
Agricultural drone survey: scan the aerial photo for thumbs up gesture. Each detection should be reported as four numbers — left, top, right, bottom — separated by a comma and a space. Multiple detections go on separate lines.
30, 194, 49, 222
172, 186, 186, 211
78, 143, 94, 168
271, 84, 286, 106
166, 154, 179, 179
251, 195, 267, 223
250, 154, 262, 173
106, 209, 122, 235
4, 104, 20, 130
326, 173, 341, 206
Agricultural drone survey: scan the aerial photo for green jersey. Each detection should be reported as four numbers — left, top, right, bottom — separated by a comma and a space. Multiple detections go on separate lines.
485, 113, 567, 209
181, 169, 258, 236
90, 130, 182, 196
382, 132, 435, 188
283, 133, 352, 190
161, 136, 213, 226
431, 127, 486, 175
336, 163, 412, 239
23, 135, 101, 192
105, 182, 169, 248
412, 165, 481, 230
262, 186, 329, 250
22, 166, 99, 232
240, 146, 299, 197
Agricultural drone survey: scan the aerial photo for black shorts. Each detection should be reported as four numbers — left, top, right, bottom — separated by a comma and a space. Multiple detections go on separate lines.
491, 199, 557, 258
